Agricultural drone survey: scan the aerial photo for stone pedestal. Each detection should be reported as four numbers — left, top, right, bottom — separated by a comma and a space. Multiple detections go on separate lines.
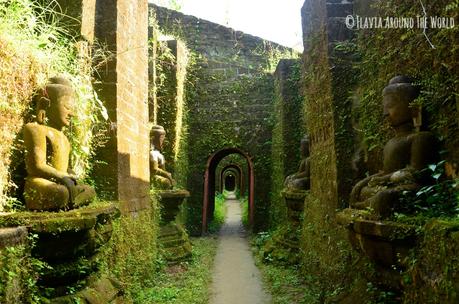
337, 208, 417, 289
282, 189, 308, 226
261, 189, 308, 265
155, 189, 192, 263
0, 202, 120, 297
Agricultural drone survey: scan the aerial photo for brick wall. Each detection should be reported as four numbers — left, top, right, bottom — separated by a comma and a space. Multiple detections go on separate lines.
93, 0, 150, 213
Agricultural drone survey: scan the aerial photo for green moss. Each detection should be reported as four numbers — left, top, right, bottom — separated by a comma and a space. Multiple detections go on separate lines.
0, 202, 118, 233
97, 197, 160, 300
0, 239, 46, 303
402, 219, 459, 302
270, 60, 304, 228
132, 236, 218, 304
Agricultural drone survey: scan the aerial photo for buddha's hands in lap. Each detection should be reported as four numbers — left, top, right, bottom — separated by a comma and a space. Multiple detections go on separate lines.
390, 169, 414, 184
350, 173, 384, 204
368, 175, 390, 187
61, 176, 78, 205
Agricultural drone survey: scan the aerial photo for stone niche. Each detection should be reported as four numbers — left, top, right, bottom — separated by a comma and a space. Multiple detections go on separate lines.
0, 202, 121, 301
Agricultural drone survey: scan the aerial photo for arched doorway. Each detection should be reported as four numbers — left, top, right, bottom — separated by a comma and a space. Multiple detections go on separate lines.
219, 164, 244, 194
202, 148, 254, 233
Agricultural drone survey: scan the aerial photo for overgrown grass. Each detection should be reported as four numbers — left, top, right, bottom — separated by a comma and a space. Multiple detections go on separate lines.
252, 233, 321, 304
240, 196, 249, 227
133, 236, 218, 304
98, 206, 160, 299
207, 192, 227, 233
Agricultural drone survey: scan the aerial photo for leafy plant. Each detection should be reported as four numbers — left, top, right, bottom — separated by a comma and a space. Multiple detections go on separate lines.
207, 192, 227, 233
398, 160, 459, 218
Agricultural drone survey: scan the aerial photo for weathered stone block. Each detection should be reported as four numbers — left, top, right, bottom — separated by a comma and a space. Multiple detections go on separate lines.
0, 226, 27, 248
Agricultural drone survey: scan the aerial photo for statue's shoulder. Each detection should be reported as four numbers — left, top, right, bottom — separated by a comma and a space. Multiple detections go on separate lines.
408, 131, 436, 145
24, 122, 46, 135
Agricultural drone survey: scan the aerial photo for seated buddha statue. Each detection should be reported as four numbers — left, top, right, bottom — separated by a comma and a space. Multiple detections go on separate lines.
284, 135, 311, 191
349, 76, 437, 217
150, 125, 175, 189
23, 77, 96, 211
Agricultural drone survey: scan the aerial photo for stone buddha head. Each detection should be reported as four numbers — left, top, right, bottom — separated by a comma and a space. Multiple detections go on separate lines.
37, 77, 75, 130
151, 125, 166, 151
382, 76, 420, 129
300, 135, 310, 158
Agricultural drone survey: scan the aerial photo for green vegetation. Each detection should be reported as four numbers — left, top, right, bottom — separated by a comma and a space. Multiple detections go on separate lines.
207, 192, 227, 233
133, 236, 218, 304
252, 233, 320, 304
99, 201, 160, 300
396, 160, 459, 220
0, 244, 36, 303
240, 196, 249, 227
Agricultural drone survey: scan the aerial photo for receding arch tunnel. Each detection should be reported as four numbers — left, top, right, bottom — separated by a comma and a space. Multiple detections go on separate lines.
219, 163, 244, 194
202, 147, 254, 233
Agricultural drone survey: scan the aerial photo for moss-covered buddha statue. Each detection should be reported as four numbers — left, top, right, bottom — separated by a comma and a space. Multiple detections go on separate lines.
284, 135, 311, 191
150, 125, 176, 189
349, 76, 437, 217
23, 76, 95, 211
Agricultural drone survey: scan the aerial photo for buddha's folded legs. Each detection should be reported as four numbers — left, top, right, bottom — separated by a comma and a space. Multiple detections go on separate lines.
152, 176, 173, 190
24, 177, 70, 211
24, 177, 95, 210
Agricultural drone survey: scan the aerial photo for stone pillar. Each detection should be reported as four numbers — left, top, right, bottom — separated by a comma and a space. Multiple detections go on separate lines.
155, 40, 188, 173
301, 0, 355, 210
92, 0, 150, 213
273, 59, 303, 177
54, 0, 150, 213
299, 1, 370, 301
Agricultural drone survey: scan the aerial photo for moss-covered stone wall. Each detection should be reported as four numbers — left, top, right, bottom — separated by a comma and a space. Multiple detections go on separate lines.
299, 1, 366, 301
150, 4, 298, 234
270, 59, 304, 227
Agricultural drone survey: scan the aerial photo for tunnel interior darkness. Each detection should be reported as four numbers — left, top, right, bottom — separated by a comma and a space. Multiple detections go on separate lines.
224, 174, 236, 191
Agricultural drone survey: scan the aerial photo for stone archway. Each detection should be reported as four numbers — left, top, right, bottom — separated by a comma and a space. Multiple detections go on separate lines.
202, 148, 254, 233
219, 164, 244, 194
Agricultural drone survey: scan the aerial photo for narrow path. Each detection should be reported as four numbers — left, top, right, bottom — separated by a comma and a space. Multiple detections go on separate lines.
209, 194, 271, 304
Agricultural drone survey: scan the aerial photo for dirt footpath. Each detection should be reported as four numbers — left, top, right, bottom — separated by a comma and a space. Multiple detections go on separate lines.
209, 196, 271, 304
